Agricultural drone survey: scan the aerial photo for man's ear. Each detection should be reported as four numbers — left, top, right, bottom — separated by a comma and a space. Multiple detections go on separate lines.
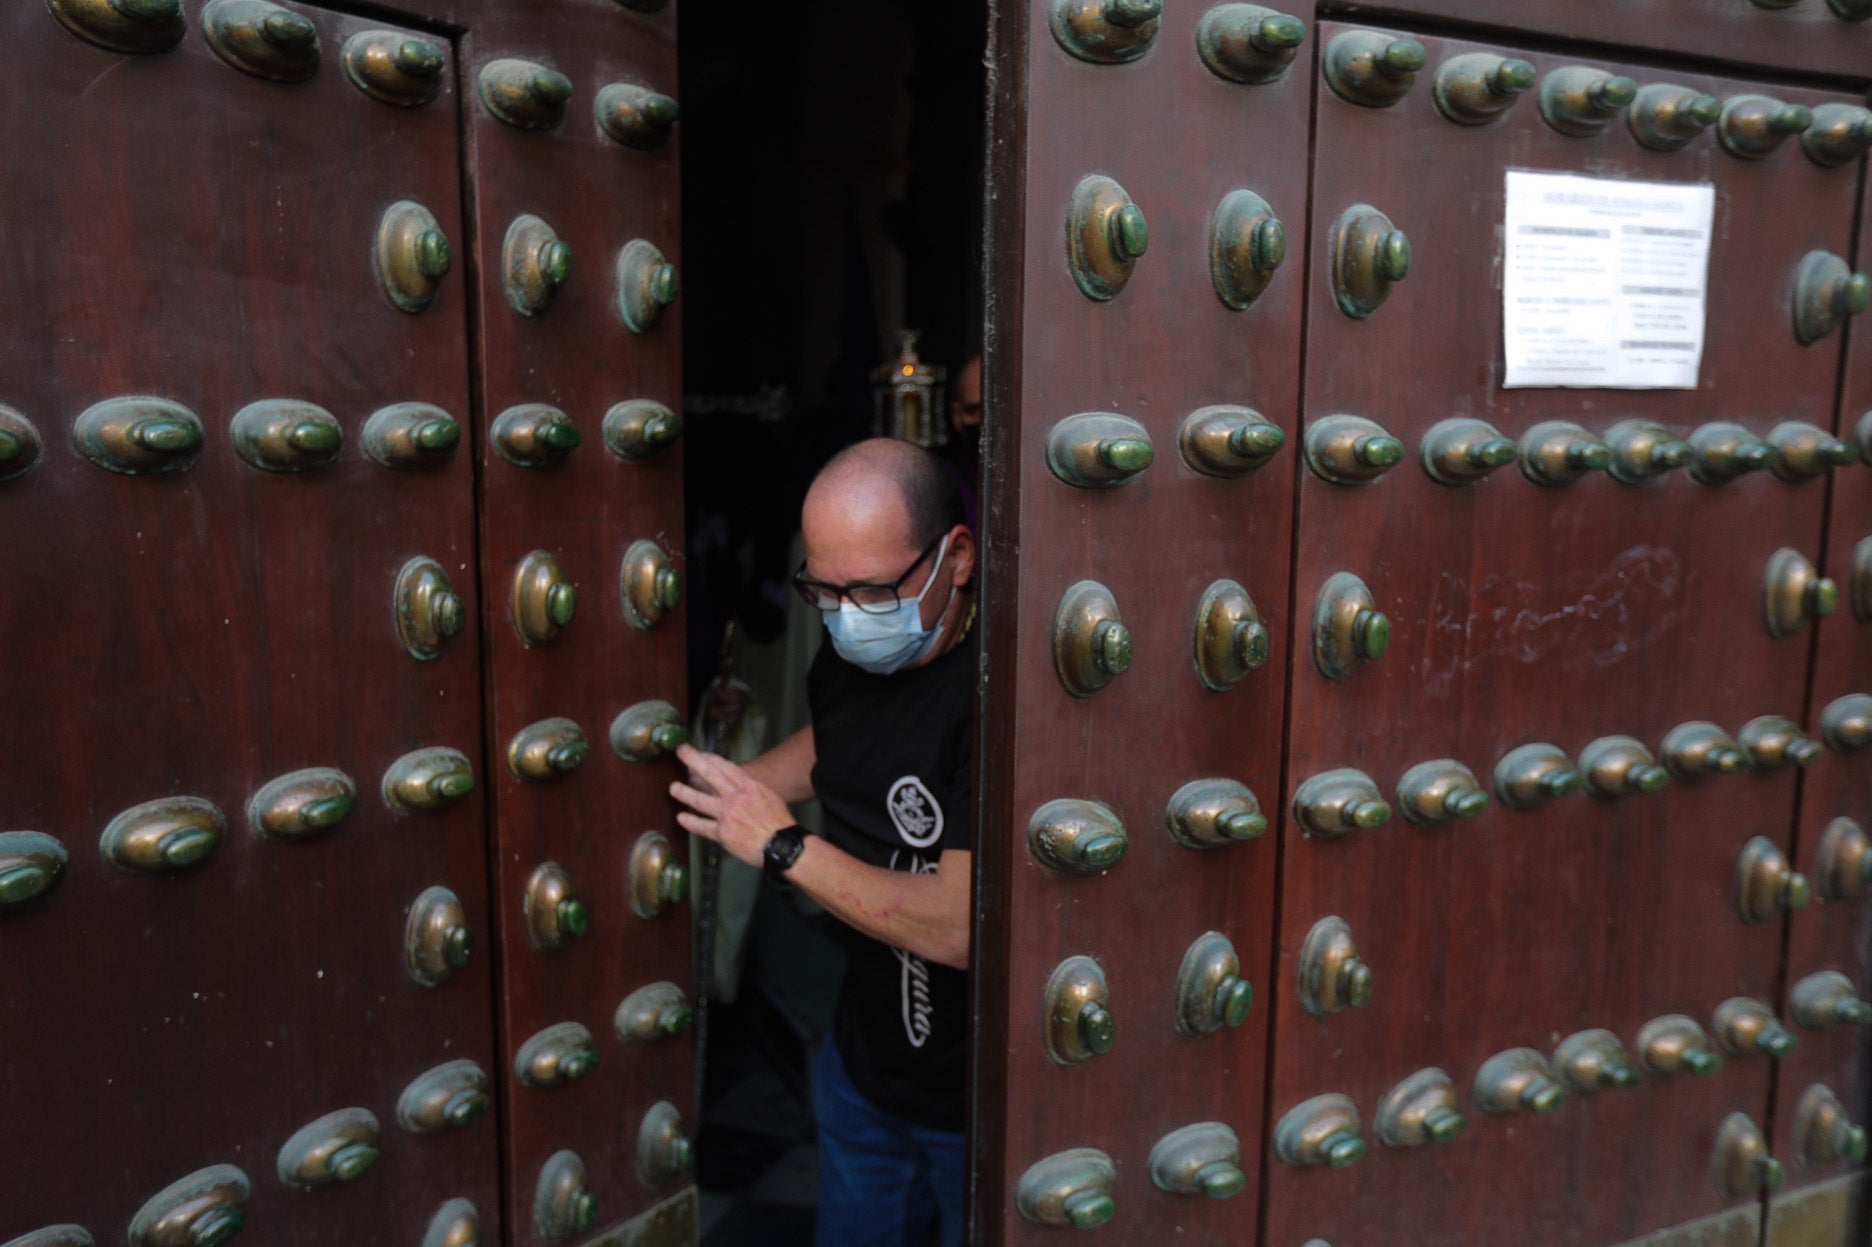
949, 524, 977, 587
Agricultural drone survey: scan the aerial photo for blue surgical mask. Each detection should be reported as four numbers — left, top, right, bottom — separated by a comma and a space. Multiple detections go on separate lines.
823, 534, 956, 675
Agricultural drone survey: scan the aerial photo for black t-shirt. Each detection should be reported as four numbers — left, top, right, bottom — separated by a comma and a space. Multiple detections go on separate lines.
807, 629, 975, 1132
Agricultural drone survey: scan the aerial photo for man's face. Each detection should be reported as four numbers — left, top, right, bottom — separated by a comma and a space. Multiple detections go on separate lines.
801, 476, 922, 590
801, 485, 970, 634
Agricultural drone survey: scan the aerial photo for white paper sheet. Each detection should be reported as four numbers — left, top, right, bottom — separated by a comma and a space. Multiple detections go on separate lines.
1501, 170, 1715, 390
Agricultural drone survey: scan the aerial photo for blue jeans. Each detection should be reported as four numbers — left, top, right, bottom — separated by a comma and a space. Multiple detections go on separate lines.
811, 1036, 965, 1247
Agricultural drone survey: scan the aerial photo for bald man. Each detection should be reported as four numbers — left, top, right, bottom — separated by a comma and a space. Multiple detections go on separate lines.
671, 437, 977, 1247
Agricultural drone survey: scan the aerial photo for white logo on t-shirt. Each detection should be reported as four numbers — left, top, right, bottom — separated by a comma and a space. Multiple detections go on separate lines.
886, 775, 944, 848
891, 850, 938, 1047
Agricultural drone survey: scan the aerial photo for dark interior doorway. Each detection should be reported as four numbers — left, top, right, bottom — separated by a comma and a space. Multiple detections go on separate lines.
677, 5, 987, 1241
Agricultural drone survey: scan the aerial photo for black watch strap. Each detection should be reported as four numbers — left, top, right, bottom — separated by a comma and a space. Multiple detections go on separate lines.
762, 824, 806, 881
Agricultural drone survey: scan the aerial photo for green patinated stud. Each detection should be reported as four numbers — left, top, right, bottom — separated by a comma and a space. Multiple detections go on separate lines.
1218, 978, 1253, 1027
1113, 204, 1149, 260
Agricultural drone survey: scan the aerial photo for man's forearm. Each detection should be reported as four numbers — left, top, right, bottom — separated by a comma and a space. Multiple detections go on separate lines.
788, 840, 971, 970
743, 725, 817, 804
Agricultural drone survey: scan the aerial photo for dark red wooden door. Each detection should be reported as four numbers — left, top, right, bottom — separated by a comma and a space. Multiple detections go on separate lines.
0, 2, 499, 1240
0, 3, 692, 1245
1267, 23, 1859, 1247
1769, 101, 1872, 1241
976, 0, 1306, 1241
460, 4, 695, 1243
979, 5, 1870, 1246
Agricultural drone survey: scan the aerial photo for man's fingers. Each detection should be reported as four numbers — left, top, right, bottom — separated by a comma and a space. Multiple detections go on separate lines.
668, 781, 722, 817
675, 810, 719, 839
682, 748, 744, 790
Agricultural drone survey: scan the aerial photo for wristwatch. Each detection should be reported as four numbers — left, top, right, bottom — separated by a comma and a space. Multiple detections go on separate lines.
762, 824, 806, 882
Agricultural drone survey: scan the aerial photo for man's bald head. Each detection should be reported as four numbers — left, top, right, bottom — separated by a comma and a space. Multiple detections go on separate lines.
803, 438, 964, 563
800, 438, 976, 653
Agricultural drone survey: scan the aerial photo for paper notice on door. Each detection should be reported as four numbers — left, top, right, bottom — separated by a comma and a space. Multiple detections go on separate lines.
1501, 170, 1715, 390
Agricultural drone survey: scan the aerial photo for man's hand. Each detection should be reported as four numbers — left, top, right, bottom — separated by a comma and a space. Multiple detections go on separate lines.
670, 743, 795, 867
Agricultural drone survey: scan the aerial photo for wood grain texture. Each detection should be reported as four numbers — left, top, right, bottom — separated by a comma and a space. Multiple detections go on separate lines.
0, 5, 499, 1239
1267, 23, 1858, 1247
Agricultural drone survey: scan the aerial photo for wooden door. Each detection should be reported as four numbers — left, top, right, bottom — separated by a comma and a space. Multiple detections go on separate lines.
1268, 23, 1859, 1247
0, 3, 692, 1244
0, 3, 498, 1239
975, 1, 1306, 1240
978, 4, 1870, 1245
460, 3, 696, 1243
1768, 102, 1872, 1245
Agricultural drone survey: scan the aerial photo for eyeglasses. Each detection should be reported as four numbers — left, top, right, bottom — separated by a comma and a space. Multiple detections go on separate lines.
793, 532, 946, 615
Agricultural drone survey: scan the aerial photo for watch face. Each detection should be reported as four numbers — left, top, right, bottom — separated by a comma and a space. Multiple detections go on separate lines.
765, 826, 803, 876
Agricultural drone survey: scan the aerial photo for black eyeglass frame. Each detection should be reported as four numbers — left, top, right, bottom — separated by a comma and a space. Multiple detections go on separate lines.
793, 531, 948, 615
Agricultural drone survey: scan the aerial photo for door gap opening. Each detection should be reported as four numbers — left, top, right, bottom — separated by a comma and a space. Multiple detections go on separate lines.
677, 4, 988, 1243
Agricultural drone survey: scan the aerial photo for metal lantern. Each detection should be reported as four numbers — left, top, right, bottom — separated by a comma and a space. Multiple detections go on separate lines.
872, 330, 948, 448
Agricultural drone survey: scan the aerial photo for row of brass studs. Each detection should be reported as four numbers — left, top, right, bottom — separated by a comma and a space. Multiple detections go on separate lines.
1055, 551, 1863, 703
1050, 4, 1872, 161
1278, 1033, 1805, 1167
1070, 173, 1869, 338
1317, 415, 1871, 488
0, 712, 682, 897
45, 2, 680, 137
65, 1093, 688, 1245
1052, 1, 1872, 79
1014, 1118, 1253, 1229
1025, 1070, 1857, 1228
488, 401, 682, 467
1045, 410, 1872, 494
1046, 406, 1283, 487
413, 848, 688, 987
530, 1106, 692, 1244
1035, 18, 1279, 1225
1027, 782, 1266, 876
1291, 704, 1870, 821
377, 201, 680, 331
1317, 35, 1869, 167
488, 214, 680, 329
1068, 177, 1287, 306
1052, 0, 1303, 80
0, 396, 681, 482
1052, 577, 1271, 699
497, 118, 681, 1222
477, 59, 678, 150
521, 831, 689, 958
1039, 931, 1255, 1071
497, 21, 684, 1184
0, 767, 458, 883
1295, 764, 1826, 926
506, 541, 682, 648
1016, 1073, 1863, 1231
1259, 964, 1869, 1216
398, 547, 680, 663
1020, 754, 1866, 914
1273, 998, 1869, 1173
509, 1005, 692, 1089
